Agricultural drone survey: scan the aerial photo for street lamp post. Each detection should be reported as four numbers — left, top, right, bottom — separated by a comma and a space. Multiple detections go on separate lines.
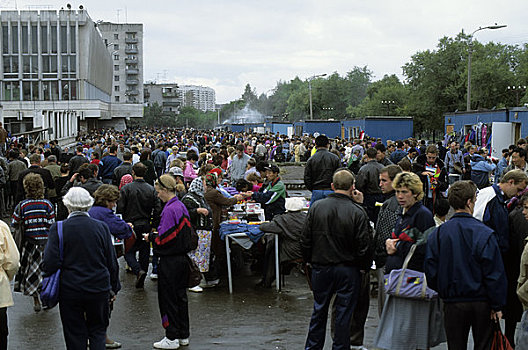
308, 73, 327, 120
381, 100, 395, 116
466, 24, 507, 111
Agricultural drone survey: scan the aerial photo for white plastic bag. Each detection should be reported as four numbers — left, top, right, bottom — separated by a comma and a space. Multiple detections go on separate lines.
516, 310, 528, 350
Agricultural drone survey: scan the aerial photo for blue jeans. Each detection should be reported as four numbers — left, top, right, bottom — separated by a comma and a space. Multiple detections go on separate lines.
310, 190, 333, 206
305, 265, 361, 350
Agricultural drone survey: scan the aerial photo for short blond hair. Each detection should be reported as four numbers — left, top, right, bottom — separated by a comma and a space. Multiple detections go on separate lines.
392, 172, 424, 201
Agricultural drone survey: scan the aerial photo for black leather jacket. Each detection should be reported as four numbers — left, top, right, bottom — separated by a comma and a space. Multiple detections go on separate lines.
117, 179, 162, 232
304, 148, 341, 191
301, 193, 372, 268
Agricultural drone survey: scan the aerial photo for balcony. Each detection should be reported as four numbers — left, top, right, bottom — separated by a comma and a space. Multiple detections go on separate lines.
162, 91, 178, 98
126, 68, 139, 75
163, 101, 180, 107
125, 47, 138, 54
125, 90, 139, 96
125, 37, 138, 44
125, 57, 138, 64
126, 79, 139, 85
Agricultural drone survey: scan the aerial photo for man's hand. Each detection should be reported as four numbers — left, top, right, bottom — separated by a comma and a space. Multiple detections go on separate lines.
70, 173, 78, 183
351, 189, 364, 204
197, 208, 209, 216
385, 239, 399, 255
491, 310, 503, 320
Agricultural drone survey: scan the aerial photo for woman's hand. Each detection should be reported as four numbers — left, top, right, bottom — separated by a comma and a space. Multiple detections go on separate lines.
143, 233, 150, 242
385, 238, 399, 255
197, 208, 209, 216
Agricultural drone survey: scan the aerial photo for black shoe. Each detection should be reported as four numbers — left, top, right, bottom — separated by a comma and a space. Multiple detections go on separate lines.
135, 270, 147, 288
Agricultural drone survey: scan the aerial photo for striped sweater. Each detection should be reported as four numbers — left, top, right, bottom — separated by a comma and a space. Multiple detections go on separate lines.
12, 199, 55, 241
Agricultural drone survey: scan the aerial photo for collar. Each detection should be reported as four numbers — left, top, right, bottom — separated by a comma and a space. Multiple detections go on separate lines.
401, 201, 422, 217
68, 211, 90, 218
452, 212, 473, 218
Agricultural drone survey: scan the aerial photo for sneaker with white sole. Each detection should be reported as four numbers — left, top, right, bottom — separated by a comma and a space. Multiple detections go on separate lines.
188, 285, 203, 293
202, 278, 219, 288
153, 337, 179, 349
150, 273, 158, 280
178, 338, 189, 346
350, 346, 368, 350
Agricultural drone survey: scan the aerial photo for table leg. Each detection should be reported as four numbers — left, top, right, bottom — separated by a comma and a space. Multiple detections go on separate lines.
275, 233, 280, 291
226, 235, 233, 294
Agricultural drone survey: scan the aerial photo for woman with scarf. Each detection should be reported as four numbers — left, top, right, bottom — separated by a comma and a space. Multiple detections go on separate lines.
144, 174, 194, 350
182, 177, 213, 292
204, 172, 244, 284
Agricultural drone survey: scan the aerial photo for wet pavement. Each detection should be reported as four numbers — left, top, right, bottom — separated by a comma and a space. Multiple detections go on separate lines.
7, 259, 453, 350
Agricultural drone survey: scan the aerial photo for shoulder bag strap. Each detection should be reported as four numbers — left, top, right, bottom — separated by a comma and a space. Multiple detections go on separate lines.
395, 243, 417, 295
58, 221, 63, 263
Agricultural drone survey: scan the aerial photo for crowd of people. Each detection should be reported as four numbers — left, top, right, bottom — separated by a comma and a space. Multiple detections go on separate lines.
0, 126, 527, 350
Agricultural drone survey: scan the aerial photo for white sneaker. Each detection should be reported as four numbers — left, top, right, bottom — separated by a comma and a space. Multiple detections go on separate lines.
153, 337, 179, 349
178, 338, 189, 346
188, 285, 203, 293
150, 273, 158, 280
350, 346, 368, 350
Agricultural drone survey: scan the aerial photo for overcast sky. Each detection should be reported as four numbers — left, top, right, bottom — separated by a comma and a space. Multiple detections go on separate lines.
8, 0, 528, 103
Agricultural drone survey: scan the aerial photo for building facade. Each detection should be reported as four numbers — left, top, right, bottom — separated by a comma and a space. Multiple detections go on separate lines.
0, 8, 128, 144
144, 82, 180, 116
179, 85, 216, 112
97, 22, 144, 106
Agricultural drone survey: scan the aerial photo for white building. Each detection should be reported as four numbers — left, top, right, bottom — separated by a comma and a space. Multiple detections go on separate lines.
178, 85, 216, 112
0, 8, 136, 145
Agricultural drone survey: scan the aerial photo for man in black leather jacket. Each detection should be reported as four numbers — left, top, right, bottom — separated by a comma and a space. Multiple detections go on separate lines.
117, 162, 162, 288
304, 135, 340, 205
301, 169, 372, 350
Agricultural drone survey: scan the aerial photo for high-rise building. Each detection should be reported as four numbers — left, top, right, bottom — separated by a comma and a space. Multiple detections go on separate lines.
97, 22, 144, 105
178, 85, 216, 112
0, 8, 135, 143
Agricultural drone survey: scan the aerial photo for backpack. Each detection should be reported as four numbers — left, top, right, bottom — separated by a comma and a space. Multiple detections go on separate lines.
152, 150, 165, 169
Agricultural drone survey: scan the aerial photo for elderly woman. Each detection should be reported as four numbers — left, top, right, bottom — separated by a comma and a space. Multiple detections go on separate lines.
12, 173, 55, 312
144, 174, 195, 349
182, 177, 213, 293
42, 187, 120, 350
373, 171, 444, 350
204, 173, 244, 285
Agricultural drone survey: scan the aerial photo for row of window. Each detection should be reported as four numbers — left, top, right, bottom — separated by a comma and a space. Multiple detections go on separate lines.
3, 54, 76, 75
2, 80, 77, 101
113, 33, 137, 40
1, 24, 76, 55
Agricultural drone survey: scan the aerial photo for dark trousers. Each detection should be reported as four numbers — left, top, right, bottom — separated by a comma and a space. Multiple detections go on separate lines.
0, 307, 7, 350
443, 301, 494, 350
305, 265, 361, 350
59, 292, 109, 350
124, 239, 149, 275
330, 270, 370, 346
158, 255, 189, 340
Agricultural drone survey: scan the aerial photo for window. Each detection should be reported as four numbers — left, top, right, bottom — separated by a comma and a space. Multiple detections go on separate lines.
114, 86, 120, 92
114, 64, 119, 71
70, 26, 76, 53
41, 26, 48, 53
2, 26, 7, 54
114, 33, 119, 40
114, 75, 119, 82
11, 25, 18, 53
60, 25, 67, 53
114, 44, 119, 50
22, 25, 28, 53
115, 96, 120, 102
51, 25, 57, 53
113, 54, 119, 60
31, 26, 38, 54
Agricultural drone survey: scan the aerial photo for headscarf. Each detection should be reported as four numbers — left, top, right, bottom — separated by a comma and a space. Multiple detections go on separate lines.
119, 174, 133, 190
188, 176, 205, 197
205, 173, 218, 188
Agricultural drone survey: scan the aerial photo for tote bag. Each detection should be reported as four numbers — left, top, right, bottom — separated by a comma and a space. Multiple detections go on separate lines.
40, 221, 63, 309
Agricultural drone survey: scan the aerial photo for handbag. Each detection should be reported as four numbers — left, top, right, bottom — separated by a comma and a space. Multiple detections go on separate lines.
186, 255, 201, 288
515, 310, 528, 350
40, 221, 63, 310
384, 244, 438, 300
491, 318, 514, 350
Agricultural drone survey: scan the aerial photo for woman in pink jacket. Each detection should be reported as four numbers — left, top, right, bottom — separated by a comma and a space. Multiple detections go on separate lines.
183, 152, 199, 185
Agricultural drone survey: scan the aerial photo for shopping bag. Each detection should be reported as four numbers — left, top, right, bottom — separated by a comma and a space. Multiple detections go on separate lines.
384, 244, 438, 300
40, 221, 63, 310
491, 318, 514, 350
515, 311, 528, 350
